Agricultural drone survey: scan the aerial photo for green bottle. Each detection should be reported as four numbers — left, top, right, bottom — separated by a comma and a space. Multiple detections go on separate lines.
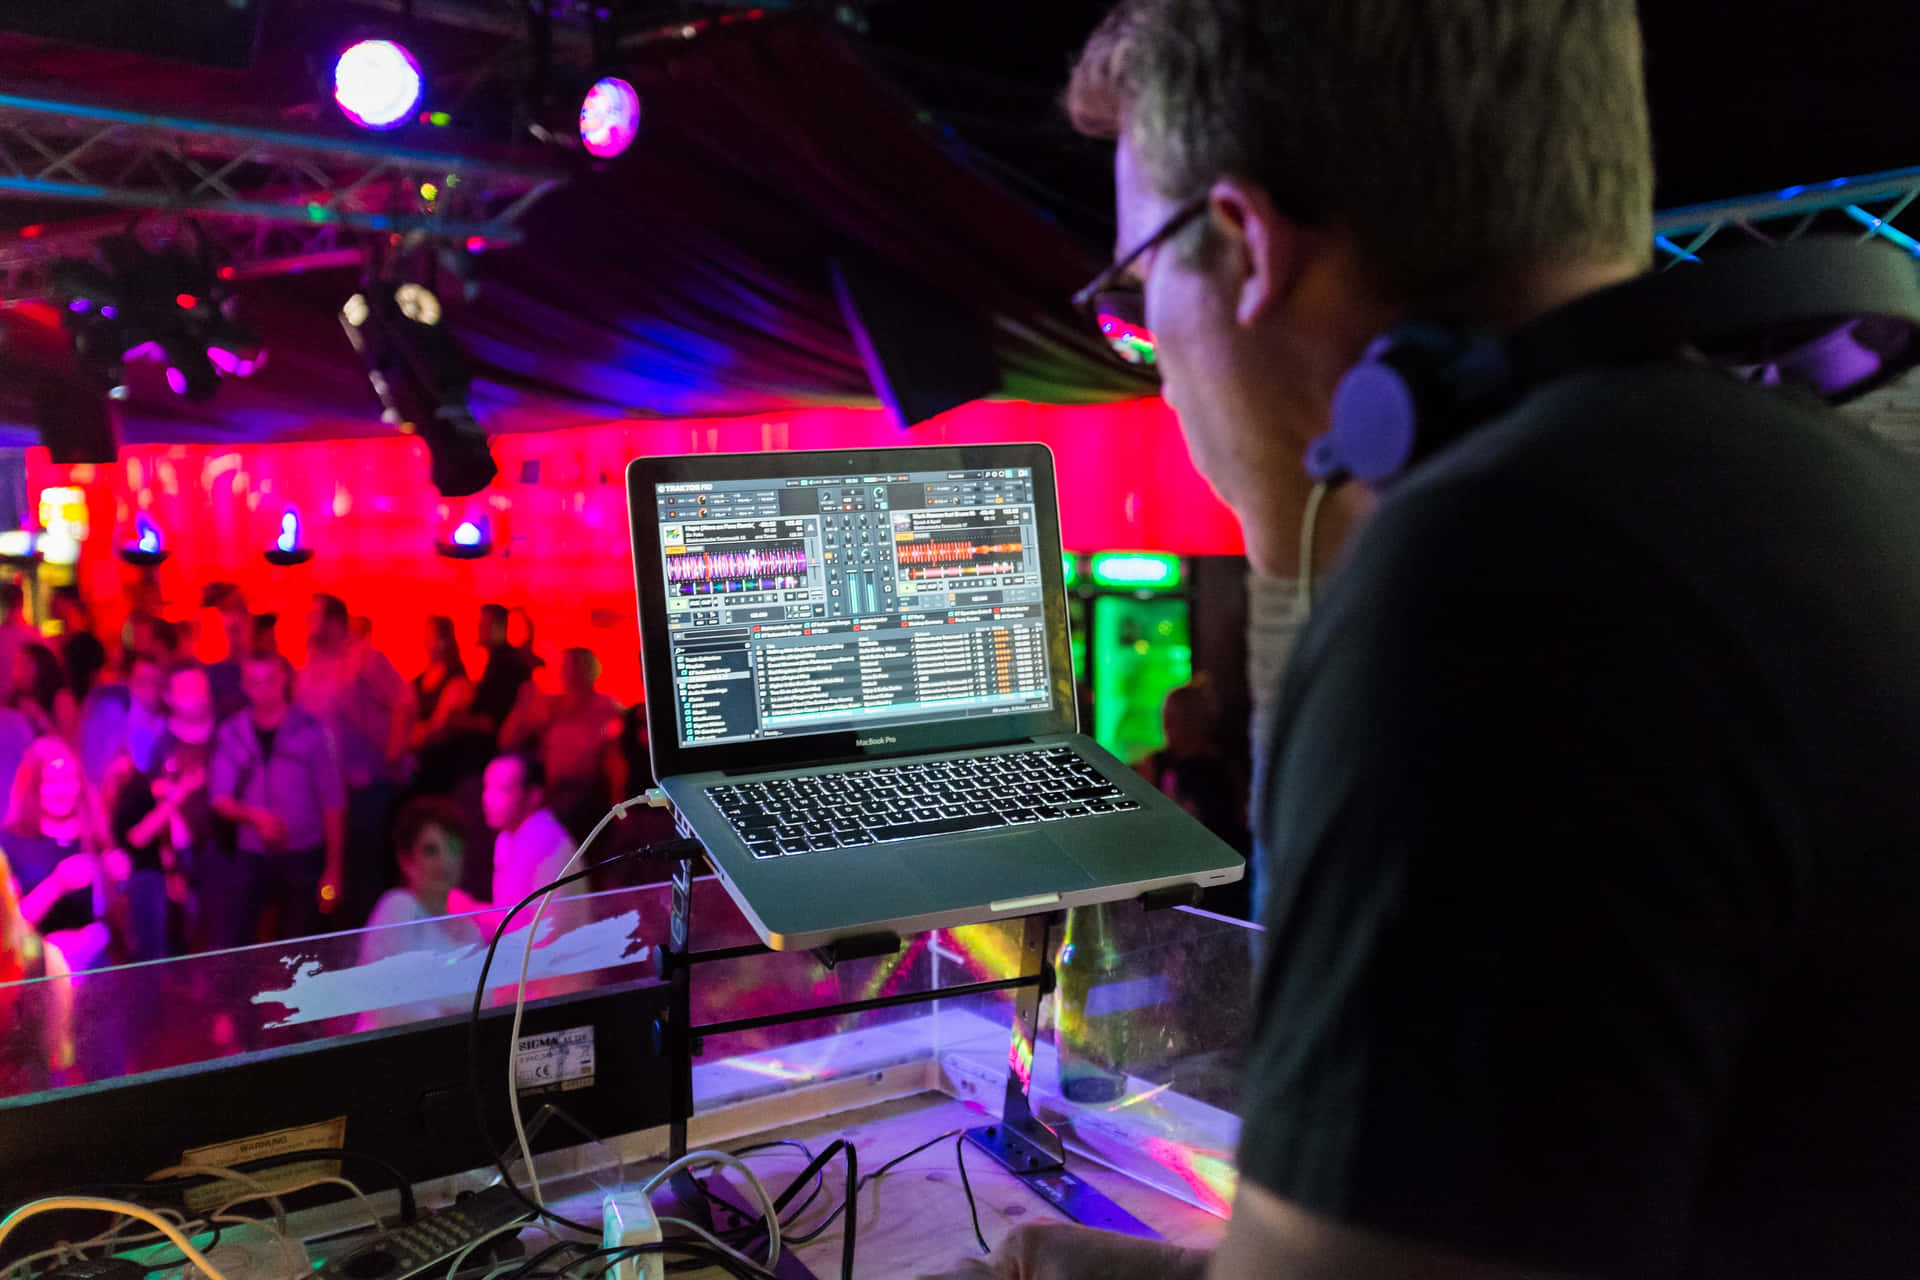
1053, 903, 1130, 1103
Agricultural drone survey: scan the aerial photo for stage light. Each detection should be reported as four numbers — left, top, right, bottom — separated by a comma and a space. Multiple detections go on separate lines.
435, 513, 493, 559
339, 281, 497, 496
265, 505, 315, 566
334, 39, 423, 131
579, 77, 641, 159
50, 224, 263, 404
394, 283, 441, 325
117, 513, 169, 567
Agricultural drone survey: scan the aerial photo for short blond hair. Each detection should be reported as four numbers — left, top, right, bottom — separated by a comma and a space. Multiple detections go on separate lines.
1068, 0, 1654, 301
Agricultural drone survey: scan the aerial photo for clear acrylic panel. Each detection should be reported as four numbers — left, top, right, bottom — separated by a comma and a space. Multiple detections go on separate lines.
0, 875, 1260, 1220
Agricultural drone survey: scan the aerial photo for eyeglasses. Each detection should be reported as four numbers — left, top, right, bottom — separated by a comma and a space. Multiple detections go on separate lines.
1071, 195, 1208, 369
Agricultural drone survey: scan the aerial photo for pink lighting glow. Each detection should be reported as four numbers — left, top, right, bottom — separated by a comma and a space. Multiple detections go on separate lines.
579, 77, 641, 159
333, 40, 424, 130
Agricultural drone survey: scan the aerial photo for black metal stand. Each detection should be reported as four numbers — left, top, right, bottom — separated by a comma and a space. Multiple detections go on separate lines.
652, 848, 1172, 1265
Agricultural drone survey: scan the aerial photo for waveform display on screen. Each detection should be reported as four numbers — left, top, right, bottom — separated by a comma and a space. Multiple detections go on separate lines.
894, 539, 1024, 567
667, 545, 808, 583
902, 561, 1021, 581
668, 543, 807, 594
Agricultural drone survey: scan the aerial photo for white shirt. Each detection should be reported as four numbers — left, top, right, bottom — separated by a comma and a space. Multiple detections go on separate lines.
355, 888, 487, 1029
493, 807, 589, 934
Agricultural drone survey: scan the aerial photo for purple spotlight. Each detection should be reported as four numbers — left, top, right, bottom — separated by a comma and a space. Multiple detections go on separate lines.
68, 299, 91, 314
165, 367, 188, 396
579, 77, 641, 158
135, 514, 162, 555
100, 305, 117, 320
333, 39, 423, 130
277, 508, 301, 554
452, 520, 482, 547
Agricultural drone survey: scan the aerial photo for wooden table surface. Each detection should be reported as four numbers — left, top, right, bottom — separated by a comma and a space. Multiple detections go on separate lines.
619, 1091, 1228, 1279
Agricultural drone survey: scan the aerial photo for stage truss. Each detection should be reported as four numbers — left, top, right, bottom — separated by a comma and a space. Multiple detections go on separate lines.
0, 90, 567, 298
1653, 162, 1920, 266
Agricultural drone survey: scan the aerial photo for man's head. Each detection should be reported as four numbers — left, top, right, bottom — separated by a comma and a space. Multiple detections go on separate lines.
560, 647, 600, 697
477, 603, 509, 649
219, 597, 251, 657
482, 752, 545, 834
128, 653, 166, 714
394, 795, 468, 905
49, 585, 84, 630
308, 593, 351, 655
1068, 0, 1652, 572
242, 652, 294, 719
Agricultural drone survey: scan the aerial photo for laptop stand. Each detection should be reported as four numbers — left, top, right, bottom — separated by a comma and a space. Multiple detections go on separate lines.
650, 845, 1193, 1271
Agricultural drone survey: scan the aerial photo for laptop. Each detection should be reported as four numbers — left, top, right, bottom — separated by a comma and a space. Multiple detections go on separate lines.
627, 443, 1244, 950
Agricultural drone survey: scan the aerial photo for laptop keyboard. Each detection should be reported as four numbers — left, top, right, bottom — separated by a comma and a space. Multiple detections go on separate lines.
706, 747, 1143, 859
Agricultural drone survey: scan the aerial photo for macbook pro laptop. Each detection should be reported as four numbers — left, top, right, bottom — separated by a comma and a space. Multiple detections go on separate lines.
627, 444, 1244, 950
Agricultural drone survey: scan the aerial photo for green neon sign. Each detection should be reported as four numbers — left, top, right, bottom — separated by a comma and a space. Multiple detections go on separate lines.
1089, 551, 1181, 591
1062, 552, 1081, 589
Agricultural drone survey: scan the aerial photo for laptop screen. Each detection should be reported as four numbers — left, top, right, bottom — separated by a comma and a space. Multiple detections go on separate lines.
651, 464, 1057, 748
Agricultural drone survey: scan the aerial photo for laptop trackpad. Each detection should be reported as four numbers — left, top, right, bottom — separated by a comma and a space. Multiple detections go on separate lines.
903, 829, 1095, 905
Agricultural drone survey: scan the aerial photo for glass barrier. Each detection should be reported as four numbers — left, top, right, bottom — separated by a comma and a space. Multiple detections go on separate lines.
1, 872, 1261, 1221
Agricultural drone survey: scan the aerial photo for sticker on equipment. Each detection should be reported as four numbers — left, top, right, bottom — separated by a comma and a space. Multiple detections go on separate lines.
517, 1025, 596, 1095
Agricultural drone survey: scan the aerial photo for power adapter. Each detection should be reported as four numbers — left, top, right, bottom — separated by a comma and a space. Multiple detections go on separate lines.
600, 1192, 662, 1280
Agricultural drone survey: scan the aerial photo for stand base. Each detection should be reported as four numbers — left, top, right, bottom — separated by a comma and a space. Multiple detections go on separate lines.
964, 1123, 1159, 1240
694, 1172, 822, 1279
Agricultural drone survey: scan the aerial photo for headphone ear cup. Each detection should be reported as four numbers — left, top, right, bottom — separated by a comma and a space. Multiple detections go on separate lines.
1307, 325, 1512, 488
1317, 359, 1421, 485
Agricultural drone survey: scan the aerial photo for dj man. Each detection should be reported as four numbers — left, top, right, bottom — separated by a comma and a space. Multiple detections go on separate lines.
929, 2, 1920, 1278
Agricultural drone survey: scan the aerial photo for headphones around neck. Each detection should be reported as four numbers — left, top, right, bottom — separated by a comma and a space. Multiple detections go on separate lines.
1305, 237, 1920, 491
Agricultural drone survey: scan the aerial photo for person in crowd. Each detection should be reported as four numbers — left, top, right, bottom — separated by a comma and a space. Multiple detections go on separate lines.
501, 647, 626, 834
10, 642, 78, 745
1138, 679, 1248, 847
208, 653, 345, 942
151, 664, 219, 951
204, 586, 251, 722
119, 651, 168, 774
354, 796, 487, 1028
101, 753, 199, 964
49, 586, 105, 703
456, 604, 532, 740
505, 607, 548, 681
1138, 679, 1250, 918
298, 593, 411, 926
0, 582, 40, 690
481, 752, 587, 932
250, 612, 280, 659
4, 735, 115, 970
0, 848, 76, 1096
409, 615, 478, 792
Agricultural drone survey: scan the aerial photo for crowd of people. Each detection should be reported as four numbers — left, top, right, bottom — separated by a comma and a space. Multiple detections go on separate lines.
0, 580, 652, 998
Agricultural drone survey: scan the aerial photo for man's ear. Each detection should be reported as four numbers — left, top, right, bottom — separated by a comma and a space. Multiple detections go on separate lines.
1206, 178, 1302, 328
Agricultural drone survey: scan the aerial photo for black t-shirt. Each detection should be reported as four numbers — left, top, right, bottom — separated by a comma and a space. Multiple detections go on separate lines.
5, 832, 92, 934
1242, 362, 1920, 1278
109, 770, 164, 875
471, 644, 531, 732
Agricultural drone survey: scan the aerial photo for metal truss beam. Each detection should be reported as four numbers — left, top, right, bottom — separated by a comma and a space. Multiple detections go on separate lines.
0, 91, 566, 292
1651, 163, 1920, 269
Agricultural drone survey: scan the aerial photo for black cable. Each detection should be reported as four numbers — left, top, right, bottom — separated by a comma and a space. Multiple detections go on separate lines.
703, 1141, 823, 1241
465, 836, 704, 1235
782, 1129, 964, 1247
954, 1135, 988, 1254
